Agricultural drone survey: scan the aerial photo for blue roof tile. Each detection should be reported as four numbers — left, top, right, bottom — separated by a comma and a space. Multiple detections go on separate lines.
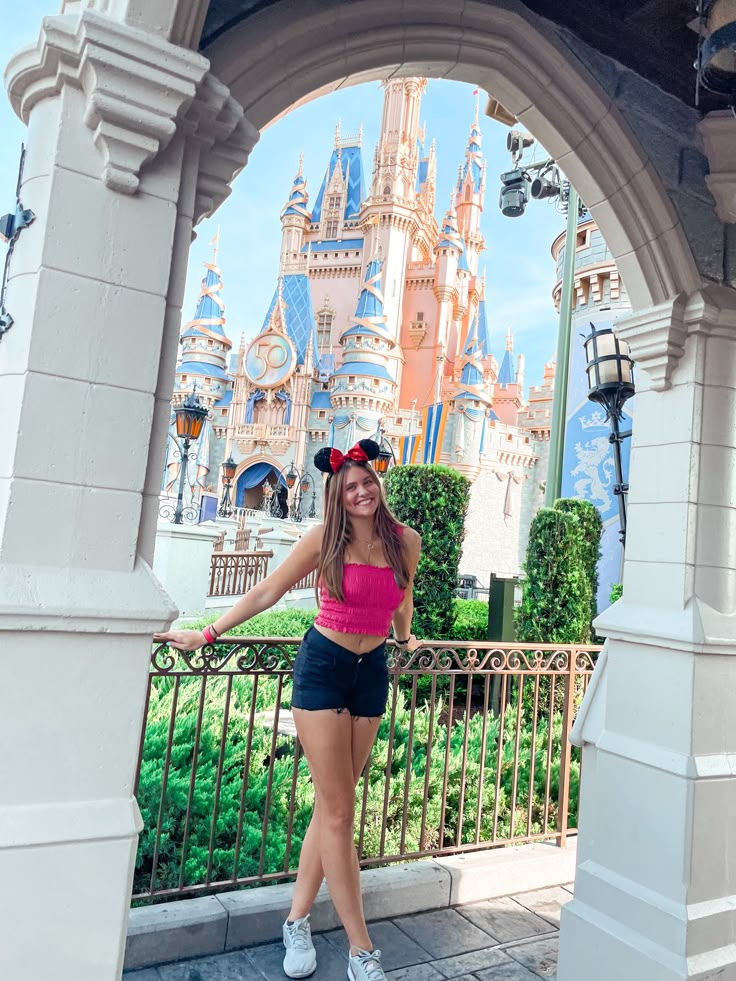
260, 274, 318, 366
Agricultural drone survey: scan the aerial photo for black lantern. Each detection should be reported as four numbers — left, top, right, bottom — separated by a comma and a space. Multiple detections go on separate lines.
285, 465, 298, 490
583, 322, 635, 421
374, 435, 395, 476
696, 0, 736, 101
583, 322, 635, 552
169, 391, 208, 525
174, 390, 208, 441
268, 465, 316, 521
218, 455, 237, 518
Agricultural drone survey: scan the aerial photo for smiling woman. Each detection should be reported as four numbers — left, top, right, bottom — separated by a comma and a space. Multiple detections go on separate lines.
155, 437, 422, 981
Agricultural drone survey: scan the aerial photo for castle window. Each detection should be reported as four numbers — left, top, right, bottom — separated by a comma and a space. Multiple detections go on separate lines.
317, 312, 333, 352
318, 411, 326, 419
325, 220, 339, 238
328, 195, 341, 209
416, 311, 424, 322
464, 185, 471, 202
383, 184, 391, 195
349, 376, 356, 384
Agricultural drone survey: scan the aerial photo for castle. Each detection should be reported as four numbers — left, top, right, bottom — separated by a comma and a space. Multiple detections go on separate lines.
167, 78, 559, 586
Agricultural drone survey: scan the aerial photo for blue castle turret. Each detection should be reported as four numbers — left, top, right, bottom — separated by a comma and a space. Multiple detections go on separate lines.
330, 256, 397, 447
176, 232, 233, 409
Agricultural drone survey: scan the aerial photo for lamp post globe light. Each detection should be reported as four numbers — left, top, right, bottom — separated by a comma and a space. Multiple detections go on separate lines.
583, 321, 635, 550
170, 390, 208, 525
217, 455, 237, 518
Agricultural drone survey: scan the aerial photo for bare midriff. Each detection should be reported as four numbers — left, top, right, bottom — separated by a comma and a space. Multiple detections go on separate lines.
312, 623, 388, 655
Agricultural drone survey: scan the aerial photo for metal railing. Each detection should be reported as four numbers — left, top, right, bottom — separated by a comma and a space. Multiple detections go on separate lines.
208, 550, 273, 597
132, 638, 599, 903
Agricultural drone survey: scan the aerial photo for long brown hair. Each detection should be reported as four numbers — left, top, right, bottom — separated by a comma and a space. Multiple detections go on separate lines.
317, 461, 409, 602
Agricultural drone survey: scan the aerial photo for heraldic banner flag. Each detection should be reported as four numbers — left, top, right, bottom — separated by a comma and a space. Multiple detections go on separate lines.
398, 434, 420, 464
420, 402, 450, 465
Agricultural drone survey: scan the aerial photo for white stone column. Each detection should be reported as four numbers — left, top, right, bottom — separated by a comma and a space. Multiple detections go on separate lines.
0, 8, 256, 981
558, 286, 736, 981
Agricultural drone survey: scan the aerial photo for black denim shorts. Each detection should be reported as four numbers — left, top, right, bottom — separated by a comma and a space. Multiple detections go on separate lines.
291, 627, 390, 718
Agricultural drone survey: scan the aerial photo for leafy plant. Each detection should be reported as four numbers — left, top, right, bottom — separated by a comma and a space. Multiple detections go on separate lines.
553, 498, 602, 636
384, 465, 471, 639
610, 582, 623, 604
515, 507, 593, 645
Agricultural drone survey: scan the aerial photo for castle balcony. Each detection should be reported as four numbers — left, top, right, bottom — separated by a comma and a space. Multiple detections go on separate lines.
234, 423, 294, 455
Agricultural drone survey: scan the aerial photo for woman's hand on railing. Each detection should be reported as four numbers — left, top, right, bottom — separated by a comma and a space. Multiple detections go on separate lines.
404, 634, 420, 652
153, 629, 207, 652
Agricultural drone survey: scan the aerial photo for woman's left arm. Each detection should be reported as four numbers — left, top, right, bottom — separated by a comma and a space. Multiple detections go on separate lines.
392, 527, 422, 652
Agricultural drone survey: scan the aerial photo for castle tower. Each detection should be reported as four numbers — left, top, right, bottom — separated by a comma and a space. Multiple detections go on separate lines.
455, 97, 487, 275
280, 154, 310, 272
175, 232, 233, 409
492, 330, 524, 425
330, 256, 397, 445
363, 78, 427, 338
433, 197, 463, 399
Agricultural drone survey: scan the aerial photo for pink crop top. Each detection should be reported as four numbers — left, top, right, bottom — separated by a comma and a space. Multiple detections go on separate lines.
315, 563, 405, 636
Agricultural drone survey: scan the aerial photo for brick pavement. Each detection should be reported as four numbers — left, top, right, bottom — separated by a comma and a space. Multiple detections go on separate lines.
123, 885, 573, 981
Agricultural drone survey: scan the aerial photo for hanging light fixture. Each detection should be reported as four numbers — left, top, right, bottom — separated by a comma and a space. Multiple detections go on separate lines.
373, 435, 395, 476
696, 0, 736, 102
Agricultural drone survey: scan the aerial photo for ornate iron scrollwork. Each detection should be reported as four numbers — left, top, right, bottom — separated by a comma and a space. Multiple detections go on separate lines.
0, 145, 35, 343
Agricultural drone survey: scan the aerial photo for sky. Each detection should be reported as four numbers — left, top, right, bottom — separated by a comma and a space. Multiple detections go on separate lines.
0, 3, 566, 392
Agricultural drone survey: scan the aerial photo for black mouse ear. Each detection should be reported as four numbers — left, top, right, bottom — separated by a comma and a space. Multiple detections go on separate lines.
314, 447, 334, 474
358, 438, 380, 461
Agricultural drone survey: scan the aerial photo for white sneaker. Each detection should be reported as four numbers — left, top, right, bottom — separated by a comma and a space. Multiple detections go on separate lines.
282, 915, 317, 978
348, 948, 386, 981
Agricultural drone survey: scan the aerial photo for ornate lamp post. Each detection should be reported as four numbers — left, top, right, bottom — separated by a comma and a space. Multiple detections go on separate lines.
171, 391, 208, 525
217, 455, 236, 518
583, 322, 635, 550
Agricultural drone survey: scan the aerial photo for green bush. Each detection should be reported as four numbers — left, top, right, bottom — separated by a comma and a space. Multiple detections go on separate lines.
449, 599, 489, 641
610, 582, 623, 604
384, 465, 471, 639
515, 507, 593, 645
193, 608, 316, 639
134, 672, 579, 899
553, 498, 602, 635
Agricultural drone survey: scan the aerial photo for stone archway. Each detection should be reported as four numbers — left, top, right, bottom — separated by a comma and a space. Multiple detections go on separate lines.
3, 3, 734, 981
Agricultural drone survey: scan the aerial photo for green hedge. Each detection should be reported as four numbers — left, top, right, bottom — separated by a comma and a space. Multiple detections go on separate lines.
516, 507, 592, 645
383, 465, 471, 639
553, 498, 602, 635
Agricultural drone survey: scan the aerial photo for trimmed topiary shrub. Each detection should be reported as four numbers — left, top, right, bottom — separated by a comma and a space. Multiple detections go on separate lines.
384, 465, 471, 639
515, 507, 593, 645
553, 498, 603, 634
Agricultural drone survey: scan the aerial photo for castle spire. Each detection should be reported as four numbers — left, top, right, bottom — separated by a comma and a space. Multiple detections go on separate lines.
455, 310, 491, 405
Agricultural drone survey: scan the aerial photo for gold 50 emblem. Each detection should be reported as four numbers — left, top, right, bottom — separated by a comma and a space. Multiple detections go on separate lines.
244, 331, 296, 388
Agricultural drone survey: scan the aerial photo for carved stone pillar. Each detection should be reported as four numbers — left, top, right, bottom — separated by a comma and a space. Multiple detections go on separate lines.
0, 8, 256, 980
558, 285, 736, 980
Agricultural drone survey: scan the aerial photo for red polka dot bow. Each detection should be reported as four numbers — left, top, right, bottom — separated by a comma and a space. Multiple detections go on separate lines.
328, 443, 369, 473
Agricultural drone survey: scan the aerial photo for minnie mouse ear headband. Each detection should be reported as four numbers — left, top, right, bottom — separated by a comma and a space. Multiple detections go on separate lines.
314, 439, 380, 476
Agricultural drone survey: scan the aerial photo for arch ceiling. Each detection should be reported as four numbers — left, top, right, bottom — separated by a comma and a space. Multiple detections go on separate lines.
200, 0, 702, 312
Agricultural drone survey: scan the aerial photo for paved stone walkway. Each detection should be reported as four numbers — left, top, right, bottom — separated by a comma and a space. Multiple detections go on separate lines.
124, 885, 572, 981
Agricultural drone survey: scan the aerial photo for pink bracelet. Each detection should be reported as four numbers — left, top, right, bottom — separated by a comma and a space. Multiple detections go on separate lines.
202, 626, 217, 645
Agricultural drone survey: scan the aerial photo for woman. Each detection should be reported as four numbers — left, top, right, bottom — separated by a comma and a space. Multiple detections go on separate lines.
154, 439, 421, 981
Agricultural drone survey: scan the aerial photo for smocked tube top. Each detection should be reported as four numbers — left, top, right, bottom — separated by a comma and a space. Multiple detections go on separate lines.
314, 563, 405, 636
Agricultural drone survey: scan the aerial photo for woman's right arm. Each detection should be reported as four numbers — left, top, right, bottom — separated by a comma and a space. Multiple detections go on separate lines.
153, 525, 323, 651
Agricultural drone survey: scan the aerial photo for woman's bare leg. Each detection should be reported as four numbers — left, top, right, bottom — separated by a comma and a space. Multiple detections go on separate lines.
288, 709, 380, 949
289, 715, 379, 920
